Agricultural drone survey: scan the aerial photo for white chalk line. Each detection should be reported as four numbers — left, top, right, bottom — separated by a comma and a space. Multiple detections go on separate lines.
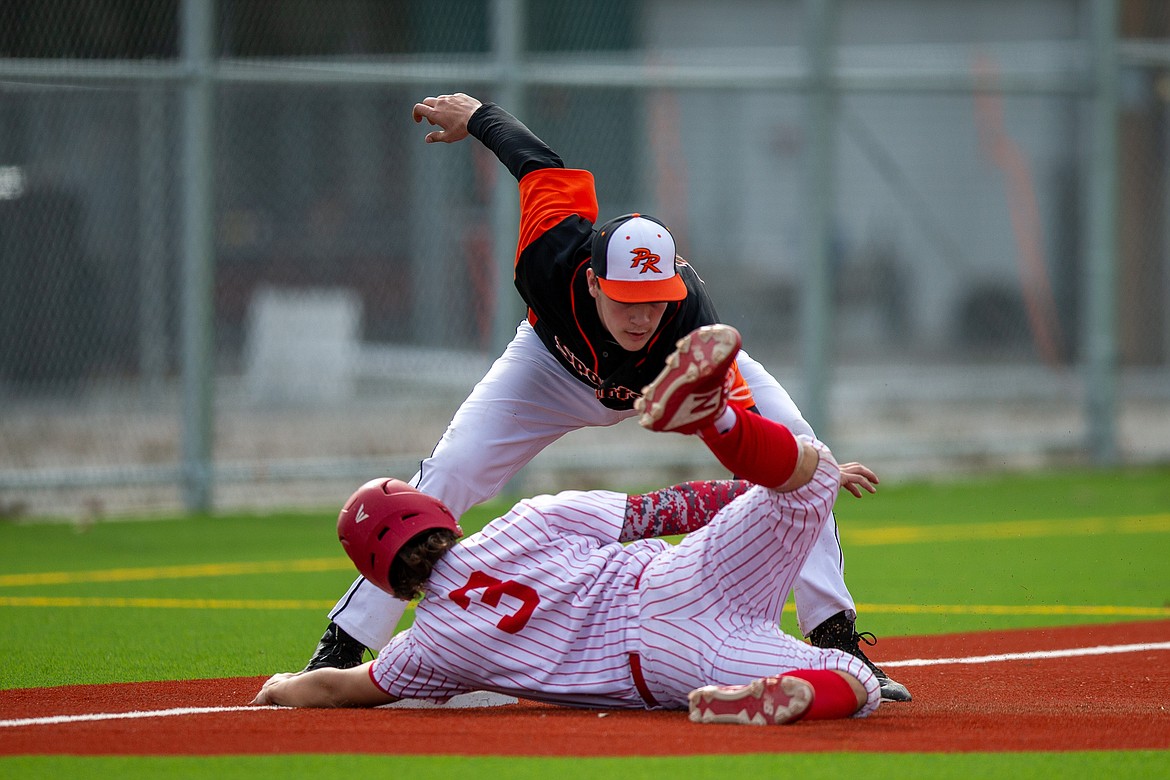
880, 640, 1170, 668
0, 705, 271, 728
2, 643, 1167, 729
0, 690, 518, 729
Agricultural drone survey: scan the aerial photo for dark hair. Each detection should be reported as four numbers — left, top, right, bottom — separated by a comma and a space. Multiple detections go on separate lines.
389, 527, 460, 601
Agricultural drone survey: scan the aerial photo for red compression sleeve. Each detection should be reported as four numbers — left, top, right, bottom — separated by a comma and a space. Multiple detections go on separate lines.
698, 406, 799, 488
784, 670, 862, 720
621, 480, 750, 542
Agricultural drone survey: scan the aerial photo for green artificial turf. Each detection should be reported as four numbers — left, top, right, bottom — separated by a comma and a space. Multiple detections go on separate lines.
2, 465, 1168, 778
4, 751, 1170, 780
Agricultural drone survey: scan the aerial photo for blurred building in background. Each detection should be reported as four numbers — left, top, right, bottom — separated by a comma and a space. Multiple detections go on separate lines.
1, 0, 1167, 518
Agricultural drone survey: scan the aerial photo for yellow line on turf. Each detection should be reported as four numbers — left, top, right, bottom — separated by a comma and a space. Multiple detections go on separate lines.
855, 602, 1170, 617
0, 558, 352, 588
843, 513, 1170, 546
0, 596, 337, 610
2, 514, 1166, 591
2, 596, 1163, 618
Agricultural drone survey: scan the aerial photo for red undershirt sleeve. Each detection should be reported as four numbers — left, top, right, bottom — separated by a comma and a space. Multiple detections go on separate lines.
620, 479, 751, 542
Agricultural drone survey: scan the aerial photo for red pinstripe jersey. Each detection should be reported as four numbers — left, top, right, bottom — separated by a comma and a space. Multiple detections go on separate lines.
368, 489, 668, 709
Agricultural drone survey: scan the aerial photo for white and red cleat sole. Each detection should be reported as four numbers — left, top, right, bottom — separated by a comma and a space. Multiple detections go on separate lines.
687, 675, 815, 726
636, 324, 742, 435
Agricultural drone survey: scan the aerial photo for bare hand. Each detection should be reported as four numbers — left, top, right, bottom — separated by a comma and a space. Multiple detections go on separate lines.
251, 671, 300, 706
838, 461, 879, 498
411, 93, 483, 144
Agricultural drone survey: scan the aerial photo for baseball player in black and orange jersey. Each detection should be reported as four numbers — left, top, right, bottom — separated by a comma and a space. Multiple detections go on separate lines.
304, 92, 912, 702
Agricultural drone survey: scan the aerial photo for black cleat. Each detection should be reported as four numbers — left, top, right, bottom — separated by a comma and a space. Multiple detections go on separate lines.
302, 622, 368, 672
808, 611, 912, 702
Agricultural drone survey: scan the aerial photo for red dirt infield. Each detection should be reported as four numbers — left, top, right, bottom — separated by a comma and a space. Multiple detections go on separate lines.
2, 620, 1168, 756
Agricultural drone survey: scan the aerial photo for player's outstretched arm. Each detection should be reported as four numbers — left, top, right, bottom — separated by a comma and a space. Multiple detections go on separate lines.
251, 663, 398, 708
412, 92, 483, 144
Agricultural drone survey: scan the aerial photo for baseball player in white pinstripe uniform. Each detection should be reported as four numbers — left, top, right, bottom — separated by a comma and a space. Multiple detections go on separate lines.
256, 326, 882, 725
304, 91, 911, 703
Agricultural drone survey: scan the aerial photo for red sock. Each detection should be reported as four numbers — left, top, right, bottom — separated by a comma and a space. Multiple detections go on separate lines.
699, 407, 799, 488
784, 670, 862, 720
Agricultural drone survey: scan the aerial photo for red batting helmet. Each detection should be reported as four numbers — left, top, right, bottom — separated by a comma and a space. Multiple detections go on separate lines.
336, 478, 461, 596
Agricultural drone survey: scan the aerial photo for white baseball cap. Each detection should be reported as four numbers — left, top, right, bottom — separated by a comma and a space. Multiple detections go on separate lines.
590, 213, 686, 303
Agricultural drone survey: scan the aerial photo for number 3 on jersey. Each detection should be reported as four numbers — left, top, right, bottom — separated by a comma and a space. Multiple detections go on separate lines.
449, 571, 540, 634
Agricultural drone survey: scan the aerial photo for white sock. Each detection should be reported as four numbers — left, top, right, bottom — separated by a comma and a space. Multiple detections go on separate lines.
713, 406, 738, 435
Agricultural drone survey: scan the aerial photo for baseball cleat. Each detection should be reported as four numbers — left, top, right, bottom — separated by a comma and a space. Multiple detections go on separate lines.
302, 622, 368, 672
636, 324, 742, 435
875, 673, 911, 703
688, 675, 814, 726
807, 611, 912, 702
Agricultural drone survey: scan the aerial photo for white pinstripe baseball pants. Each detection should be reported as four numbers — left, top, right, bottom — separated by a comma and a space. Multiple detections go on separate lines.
631, 439, 880, 716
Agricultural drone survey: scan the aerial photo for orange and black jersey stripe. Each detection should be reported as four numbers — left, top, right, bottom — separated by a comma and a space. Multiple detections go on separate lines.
468, 103, 754, 412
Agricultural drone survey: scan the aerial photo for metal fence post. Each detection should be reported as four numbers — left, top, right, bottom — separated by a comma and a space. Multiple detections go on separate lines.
490, 0, 525, 355
1085, 0, 1119, 465
138, 89, 169, 401
180, 0, 215, 510
801, 0, 837, 436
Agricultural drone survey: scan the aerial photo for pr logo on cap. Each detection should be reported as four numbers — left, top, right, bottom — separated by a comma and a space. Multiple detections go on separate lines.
629, 246, 664, 275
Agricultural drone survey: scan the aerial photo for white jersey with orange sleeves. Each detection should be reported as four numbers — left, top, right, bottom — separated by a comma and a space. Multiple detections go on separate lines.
368, 438, 882, 717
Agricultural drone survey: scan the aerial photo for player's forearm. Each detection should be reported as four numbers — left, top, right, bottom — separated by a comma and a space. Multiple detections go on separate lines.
621, 479, 750, 541
468, 103, 564, 180
252, 669, 345, 708
253, 665, 395, 708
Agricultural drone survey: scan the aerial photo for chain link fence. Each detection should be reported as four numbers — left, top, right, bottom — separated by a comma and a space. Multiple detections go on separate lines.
1, 0, 1167, 519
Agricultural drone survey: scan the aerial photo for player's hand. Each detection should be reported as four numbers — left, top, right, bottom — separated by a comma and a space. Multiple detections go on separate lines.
838, 461, 879, 498
251, 671, 301, 706
412, 93, 483, 144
